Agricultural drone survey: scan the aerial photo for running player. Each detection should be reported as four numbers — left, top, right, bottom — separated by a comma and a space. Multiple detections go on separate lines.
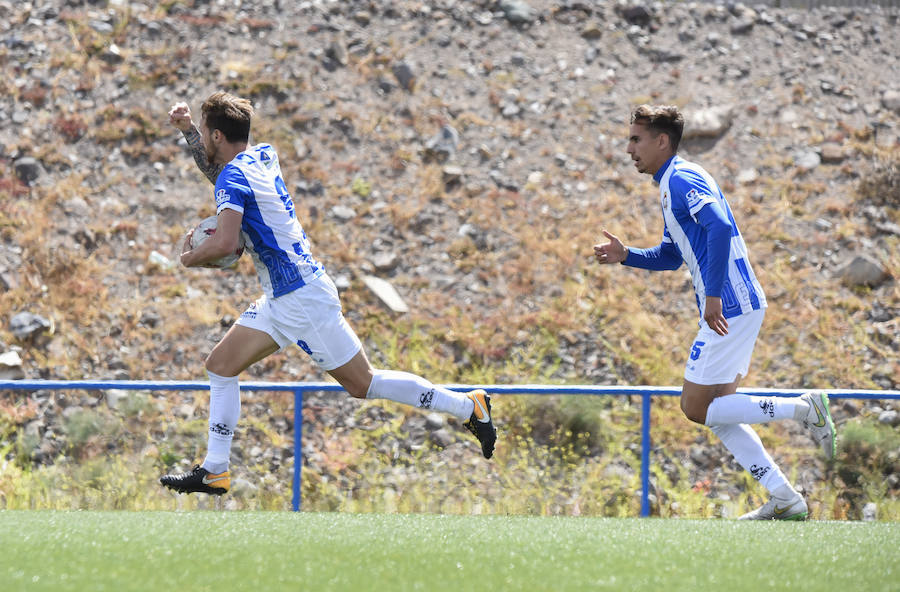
593, 104, 836, 520
160, 92, 496, 496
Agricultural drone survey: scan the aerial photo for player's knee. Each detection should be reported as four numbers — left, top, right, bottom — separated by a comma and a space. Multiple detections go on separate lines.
205, 355, 231, 378
348, 389, 367, 399
680, 397, 707, 425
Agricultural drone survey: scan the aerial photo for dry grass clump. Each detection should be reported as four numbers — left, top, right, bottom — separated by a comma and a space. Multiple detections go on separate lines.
857, 148, 899, 208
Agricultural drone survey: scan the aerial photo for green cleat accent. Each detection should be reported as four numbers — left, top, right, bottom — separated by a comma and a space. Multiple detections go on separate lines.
802, 391, 836, 460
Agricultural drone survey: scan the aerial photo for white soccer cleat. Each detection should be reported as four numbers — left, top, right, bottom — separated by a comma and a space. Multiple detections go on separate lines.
801, 391, 837, 460
739, 490, 808, 521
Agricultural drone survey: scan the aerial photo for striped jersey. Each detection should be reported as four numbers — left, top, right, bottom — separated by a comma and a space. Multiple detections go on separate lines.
626, 155, 766, 320
214, 144, 324, 297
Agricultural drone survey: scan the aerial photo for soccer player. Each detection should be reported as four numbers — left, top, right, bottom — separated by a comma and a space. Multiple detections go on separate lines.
159, 92, 496, 496
593, 104, 836, 520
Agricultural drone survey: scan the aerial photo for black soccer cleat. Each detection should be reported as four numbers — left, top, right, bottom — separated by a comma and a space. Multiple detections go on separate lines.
160, 464, 230, 495
463, 389, 497, 459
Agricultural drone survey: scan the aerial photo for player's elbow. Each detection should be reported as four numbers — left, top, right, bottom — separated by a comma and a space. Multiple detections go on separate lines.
660, 249, 683, 270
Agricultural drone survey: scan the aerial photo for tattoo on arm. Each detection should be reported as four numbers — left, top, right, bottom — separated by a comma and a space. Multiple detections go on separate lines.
183, 125, 222, 184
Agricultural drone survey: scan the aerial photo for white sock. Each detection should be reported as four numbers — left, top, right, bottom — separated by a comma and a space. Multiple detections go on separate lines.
202, 370, 241, 474
365, 369, 473, 420
773, 483, 800, 500
705, 394, 807, 425
708, 423, 789, 493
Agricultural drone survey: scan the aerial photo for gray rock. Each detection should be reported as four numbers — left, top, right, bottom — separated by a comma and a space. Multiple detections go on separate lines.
794, 150, 821, 172
392, 61, 416, 91
424, 413, 444, 430
862, 502, 877, 522
737, 169, 759, 184
99, 43, 124, 65
878, 409, 899, 427
621, 6, 652, 27
882, 89, 900, 113
430, 428, 454, 448
324, 41, 347, 68
371, 252, 399, 273
10, 312, 52, 340
689, 445, 714, 468
731, 18, 755, 35
0, 350, 24, 379
423, 124, 459, 163
13, 157, 44, 186
330, 205, 356, 221
837, 255, 890, 288
500, 0, 537, 24
105, 389, 130, 410
442, 165, 463, 186
581, 24, 603, 40
333, 274, 352, 291
361, 275, 409, 313
229, 477, 259, 498
89, 20, 113, 34
820, 143, 846, 164
501, 102, 521, 118
683, 105, 734, 139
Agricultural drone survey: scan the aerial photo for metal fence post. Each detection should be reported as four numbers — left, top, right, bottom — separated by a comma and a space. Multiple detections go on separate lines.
640, 392, 651, 517
292, 387, 303, 512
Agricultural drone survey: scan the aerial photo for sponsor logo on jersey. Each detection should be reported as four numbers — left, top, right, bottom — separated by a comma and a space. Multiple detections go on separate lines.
685, 188, 710, 209
662, 192, 669, 209
215, 188, 229, 206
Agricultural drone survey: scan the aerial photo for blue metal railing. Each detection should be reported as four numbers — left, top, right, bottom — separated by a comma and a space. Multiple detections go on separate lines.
1, 380, 897, 515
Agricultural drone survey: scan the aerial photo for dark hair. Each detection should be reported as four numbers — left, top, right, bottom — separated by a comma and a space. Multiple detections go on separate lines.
631, 104, 684, 152
201, 91, 254, 143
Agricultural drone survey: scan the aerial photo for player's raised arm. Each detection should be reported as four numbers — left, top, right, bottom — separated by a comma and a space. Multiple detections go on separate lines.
168, 101, 223, 184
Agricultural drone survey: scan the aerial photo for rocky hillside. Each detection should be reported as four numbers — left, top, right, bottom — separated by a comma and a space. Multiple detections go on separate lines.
0, 1, 898, 513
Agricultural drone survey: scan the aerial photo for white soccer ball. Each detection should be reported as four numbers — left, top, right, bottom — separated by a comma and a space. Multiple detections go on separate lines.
190, 215, 245, 268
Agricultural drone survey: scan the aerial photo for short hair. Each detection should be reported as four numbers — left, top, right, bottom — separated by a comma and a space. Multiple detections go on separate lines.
631, 104, 684, 153
201, 91, 254, 143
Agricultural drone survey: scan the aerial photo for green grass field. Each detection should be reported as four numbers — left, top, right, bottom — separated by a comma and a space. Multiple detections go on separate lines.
2, 512, 898, 592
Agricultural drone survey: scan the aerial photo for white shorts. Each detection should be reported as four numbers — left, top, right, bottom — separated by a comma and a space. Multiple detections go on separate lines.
684, 308, 765, 385
235, 274, 362, 371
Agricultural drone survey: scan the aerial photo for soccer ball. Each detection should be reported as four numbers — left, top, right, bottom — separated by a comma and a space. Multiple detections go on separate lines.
190, 215, 245, 268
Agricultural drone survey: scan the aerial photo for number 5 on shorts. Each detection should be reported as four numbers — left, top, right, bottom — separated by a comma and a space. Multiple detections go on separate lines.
690, 340, 706, 361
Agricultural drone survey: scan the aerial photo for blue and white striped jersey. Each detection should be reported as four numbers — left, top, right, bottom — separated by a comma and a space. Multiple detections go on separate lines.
214, 144, 324, 298
625, 155, 766, 320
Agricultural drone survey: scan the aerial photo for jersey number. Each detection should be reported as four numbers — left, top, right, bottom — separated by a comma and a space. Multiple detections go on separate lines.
690, 341, 706, 361
275, 176, 295, 219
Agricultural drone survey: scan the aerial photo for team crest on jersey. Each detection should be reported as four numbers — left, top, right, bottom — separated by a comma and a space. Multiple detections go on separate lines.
215, 188, 229, 206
